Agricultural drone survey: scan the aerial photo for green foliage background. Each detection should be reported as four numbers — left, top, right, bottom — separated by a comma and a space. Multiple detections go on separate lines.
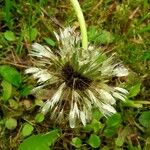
0, 0, 150, 149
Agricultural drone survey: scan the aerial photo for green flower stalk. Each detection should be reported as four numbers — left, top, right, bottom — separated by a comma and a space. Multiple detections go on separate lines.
70, 0, 88, 50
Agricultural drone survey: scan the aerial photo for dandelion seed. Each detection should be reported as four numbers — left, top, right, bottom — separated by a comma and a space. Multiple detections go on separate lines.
113, 65, 129, 77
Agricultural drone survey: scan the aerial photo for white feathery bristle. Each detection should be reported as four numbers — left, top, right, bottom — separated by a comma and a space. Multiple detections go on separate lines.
74, 102, 80, 118
100, 89, 116, 105
87, 90, 97, 104
31, 43, 53, 58
115, 87, 129, 94
113, 65, 128, 77
69, 109, 76, 128
41, 100, 52, 115
25, 67, 39, 74
113, 92, 126, 101
80, 111, 86, 126
102, 103, 116, 114
50, 83, 65, 108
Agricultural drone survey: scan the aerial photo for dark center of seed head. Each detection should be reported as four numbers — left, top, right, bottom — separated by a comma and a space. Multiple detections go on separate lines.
62, 63, 92, 90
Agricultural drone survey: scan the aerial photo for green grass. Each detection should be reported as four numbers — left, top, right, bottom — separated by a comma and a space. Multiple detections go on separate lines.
0, 0, 150, 149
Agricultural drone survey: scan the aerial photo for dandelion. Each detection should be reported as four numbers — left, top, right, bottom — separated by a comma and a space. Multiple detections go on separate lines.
25, 27, 128, 128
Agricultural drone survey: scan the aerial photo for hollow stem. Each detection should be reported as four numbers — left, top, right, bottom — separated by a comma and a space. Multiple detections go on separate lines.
70, 0, 88, 50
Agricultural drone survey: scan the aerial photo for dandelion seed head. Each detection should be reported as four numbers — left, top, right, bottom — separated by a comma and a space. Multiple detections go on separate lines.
25, 27, 129, 128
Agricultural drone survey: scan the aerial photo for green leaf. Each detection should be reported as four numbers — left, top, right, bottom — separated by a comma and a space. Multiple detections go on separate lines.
71, 137, 82, 148
92, 108, 102, 120
88, 26, 99, 44
82, 124, 93, 132
88, 26, 114, 44
4, 31, 16, 41
5, 118, 17, 130
88, 134, 101, 148
22, 123, 34, 137
124, 99, 143, 108
138, 111, 150, 128
35, 99, 43, 106
104, 127, 117, 137
18, 129, 59, 150
104, 113, 122, 137
106, 113, 122, 128
35, 113, 45, 123
29, 28, 38, 41
44, 37, 55, 46
91, 119, 103, 133
129, 83, 141, 98
20, 85, 32, 97
0, 65, 22, 87
142, 52, 150, 61
1, 80, 12, 102
98, 30, 114, 44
